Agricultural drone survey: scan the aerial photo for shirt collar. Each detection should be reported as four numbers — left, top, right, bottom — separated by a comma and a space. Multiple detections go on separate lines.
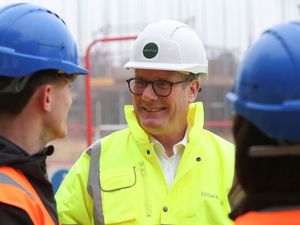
151, 125, 188, 157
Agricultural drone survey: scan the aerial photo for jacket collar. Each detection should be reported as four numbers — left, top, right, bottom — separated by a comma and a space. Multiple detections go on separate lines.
124, 102, 205, 145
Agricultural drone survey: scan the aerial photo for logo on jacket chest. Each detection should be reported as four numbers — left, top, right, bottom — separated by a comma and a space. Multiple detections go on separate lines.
201, 191, 219, 200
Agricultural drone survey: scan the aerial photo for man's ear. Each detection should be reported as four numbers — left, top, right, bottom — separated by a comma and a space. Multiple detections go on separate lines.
188, 80, 200, 102
39, 84, 53, 112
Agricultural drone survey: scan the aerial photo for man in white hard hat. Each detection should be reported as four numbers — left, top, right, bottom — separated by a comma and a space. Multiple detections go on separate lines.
56, 20, 234, 225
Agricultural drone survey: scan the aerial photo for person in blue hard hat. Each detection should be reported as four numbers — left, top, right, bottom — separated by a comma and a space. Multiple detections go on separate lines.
227, 21, 300, 225
0, 3, 87, 225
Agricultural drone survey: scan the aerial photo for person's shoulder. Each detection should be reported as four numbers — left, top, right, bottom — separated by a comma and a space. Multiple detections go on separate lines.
199, 130, 235, 169
201, 129, 234, 150
97, 127, 131, 150
101, 127, 130, 141
190, 129, 234, 162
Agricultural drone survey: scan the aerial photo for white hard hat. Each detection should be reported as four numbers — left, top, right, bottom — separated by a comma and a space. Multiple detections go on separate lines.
124, 20, 208, 75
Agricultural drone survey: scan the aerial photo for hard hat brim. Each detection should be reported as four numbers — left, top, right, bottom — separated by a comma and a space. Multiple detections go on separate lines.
0, 49, 88, 77
124, 61, 208, 75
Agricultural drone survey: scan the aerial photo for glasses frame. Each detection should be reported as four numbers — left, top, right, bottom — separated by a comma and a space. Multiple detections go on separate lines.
126, 77, 191, 97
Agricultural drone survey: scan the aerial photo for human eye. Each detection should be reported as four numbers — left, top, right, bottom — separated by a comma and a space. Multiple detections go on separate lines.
134, 78, 147, 87
155, 80, 171, 89
67, 80, 74, 89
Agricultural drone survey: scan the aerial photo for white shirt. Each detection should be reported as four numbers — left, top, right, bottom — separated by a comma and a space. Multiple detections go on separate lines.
152, 130, 187, 188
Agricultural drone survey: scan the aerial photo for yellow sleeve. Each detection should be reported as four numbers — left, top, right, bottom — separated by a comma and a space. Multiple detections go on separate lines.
55, 151, 94, 225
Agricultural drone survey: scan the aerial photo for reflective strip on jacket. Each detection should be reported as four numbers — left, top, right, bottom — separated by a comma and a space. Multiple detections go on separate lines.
0, 166, 56, 225
56, 102, 235, 225
234, 210, 300, 225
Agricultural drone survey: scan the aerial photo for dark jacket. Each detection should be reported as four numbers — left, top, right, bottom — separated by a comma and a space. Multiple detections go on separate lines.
0, 136, 59, 225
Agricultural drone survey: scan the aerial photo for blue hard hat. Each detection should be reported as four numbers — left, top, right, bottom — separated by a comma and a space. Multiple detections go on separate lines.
227, 21, 300, 141
0, 3, 88, 77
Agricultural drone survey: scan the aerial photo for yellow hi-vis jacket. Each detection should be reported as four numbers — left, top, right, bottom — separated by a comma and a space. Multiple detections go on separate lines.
56, 102, 235, 225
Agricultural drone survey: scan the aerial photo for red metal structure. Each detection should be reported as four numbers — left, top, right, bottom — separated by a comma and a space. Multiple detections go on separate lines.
84, 35, 137, 146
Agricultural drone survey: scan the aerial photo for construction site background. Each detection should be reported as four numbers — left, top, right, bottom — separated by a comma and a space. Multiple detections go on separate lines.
1, 0, 298, 192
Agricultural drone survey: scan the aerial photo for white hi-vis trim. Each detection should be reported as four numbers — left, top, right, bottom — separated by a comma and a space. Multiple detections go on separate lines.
0, 172, 37, 202
87, 139, 104, 225
86, 139, 173, 225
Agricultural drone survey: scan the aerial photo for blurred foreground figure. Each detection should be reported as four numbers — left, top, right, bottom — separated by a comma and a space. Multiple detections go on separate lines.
56, 20, 235, 225
227, 21, 300, 225
0, 3, 87, 225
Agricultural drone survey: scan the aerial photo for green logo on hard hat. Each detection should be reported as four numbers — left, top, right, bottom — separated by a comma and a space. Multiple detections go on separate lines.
143, 42, 158, 59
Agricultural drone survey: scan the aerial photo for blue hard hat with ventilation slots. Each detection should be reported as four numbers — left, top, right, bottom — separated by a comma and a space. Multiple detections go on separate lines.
0, 3, 88, 77
227, 21, 300, 141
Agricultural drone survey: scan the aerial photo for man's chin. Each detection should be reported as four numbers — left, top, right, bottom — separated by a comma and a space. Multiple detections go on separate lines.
54, 129, 67, 140
141, 123, 163, 134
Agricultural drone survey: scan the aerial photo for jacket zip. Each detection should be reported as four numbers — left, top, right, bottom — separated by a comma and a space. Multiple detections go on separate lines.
139, 161, 151, 218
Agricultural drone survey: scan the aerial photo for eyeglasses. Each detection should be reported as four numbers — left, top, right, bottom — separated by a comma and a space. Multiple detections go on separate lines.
126, 77, 191, 97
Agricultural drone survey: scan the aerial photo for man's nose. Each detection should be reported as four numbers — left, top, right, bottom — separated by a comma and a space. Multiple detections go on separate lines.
142, 83, 157, 100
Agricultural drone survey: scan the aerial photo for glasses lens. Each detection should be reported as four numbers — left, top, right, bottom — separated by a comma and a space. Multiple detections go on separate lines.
128, 78, 175, 97
130, 78, 146, 95
153, 80, 172, 96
